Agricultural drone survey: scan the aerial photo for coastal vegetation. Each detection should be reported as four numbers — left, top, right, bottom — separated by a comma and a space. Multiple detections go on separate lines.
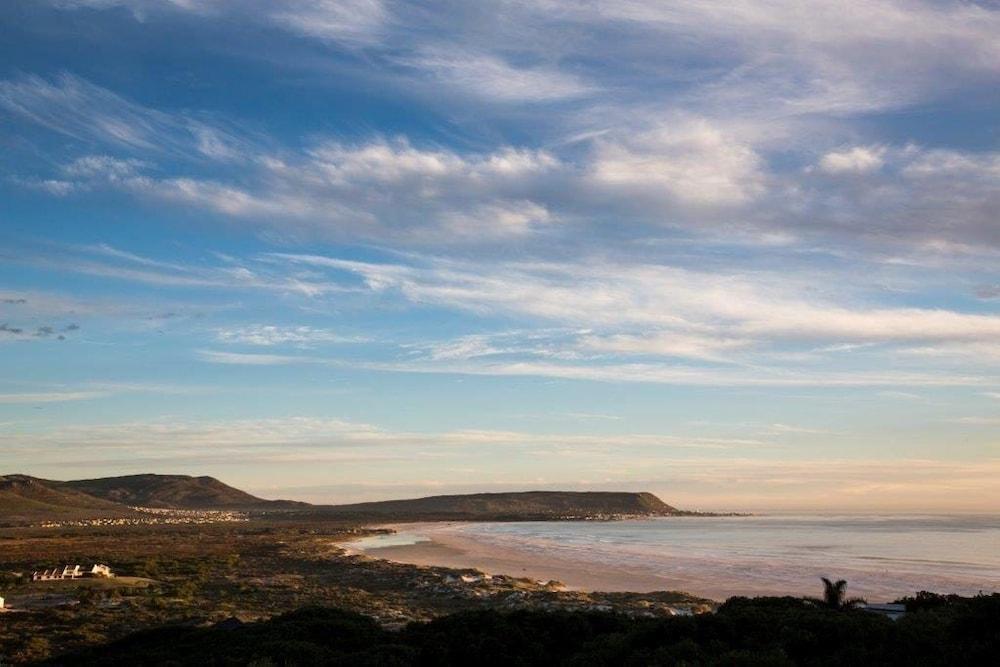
805, 577, 867, 611
0, 520, 710, 663
45, 592, 1000, 665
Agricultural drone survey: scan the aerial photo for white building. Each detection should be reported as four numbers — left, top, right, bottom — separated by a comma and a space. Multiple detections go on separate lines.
90, 564, 114, 578
32, 563, 114, 580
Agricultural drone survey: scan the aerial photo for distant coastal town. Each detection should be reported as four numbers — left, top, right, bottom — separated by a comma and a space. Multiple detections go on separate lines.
37, 507, 249, 529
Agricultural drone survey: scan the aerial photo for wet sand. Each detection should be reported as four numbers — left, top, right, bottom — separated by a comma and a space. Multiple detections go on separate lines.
350, 523, 683, 593
345, 515, 1000, 601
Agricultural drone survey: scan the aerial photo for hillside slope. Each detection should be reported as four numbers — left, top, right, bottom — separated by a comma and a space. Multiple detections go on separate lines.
0, 474, 135, 524
60, 474, 302, 509
318, 491, 681, 519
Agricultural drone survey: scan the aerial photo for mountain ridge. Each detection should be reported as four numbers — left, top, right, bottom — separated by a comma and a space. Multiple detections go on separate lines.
60, 473, 304, 510
0, 474, 136, 524
315, 490, 684, 520
0, 473, 693, 524
0, 473, 304, 524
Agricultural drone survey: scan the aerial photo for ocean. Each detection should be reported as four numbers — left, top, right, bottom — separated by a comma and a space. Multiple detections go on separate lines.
354, 514, 1000, 601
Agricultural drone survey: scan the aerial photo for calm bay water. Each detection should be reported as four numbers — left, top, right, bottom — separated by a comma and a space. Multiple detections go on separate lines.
383, 515, 1000, 600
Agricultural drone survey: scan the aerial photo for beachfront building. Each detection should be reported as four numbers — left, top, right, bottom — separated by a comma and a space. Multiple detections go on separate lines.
32, 564, 114, 580
90, 564, 114, 578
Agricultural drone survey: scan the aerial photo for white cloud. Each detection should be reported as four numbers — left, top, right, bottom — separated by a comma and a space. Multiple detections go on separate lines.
579, 332, 751, 363
14, 178, 79, 196
561, 412, 621, 421
275, 253, 1000, 347
902, 148, 1000, 179
243, 252, 1000, 386
590, 119, 764, 207
0, 415, 766, 460
13, 242, 346, 297
420, 334, 510, 362
13, 242, 1000, 386
560, 0, 1000, 116
36, 129, 1000, 254
47, 0, 1000, 123
304, 138, 559, 185
64, 155, 147, 180
801, 144, 1000, 252
0, 391, 108, 404
367, 357, 989, 388
762, 423, 832, 435
47, 0, 384, 44
439, 200, 554, 238
818, 146, 885, 174
197, 337, 993, 389
216, 325, 363, 346
196, 350, 307, 365
0, 73, 248, 160
47, 1, 222, 12
44, 136, 563, 243
9, 68, 1000, 255
403, 48, 594, 102
270, 0, 387, 46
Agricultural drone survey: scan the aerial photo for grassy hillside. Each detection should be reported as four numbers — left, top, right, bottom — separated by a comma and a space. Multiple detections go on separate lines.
60, 474, 303, 509
0, 473, 305, 524
0, 475, 134, 524
316, 490, 681, 520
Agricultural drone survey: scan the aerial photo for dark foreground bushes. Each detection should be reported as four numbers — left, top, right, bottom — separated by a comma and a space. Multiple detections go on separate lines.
44, 593, 1000, 666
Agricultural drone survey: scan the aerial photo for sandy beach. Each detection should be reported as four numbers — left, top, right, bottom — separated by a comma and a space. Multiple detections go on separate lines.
346, 522, 689, 594
344, 516, 1000, 601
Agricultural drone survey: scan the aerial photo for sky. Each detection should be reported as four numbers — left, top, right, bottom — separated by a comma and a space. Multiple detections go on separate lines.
0, 0, 998, 512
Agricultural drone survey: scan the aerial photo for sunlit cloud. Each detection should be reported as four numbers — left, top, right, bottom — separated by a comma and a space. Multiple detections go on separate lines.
215, 325, 364, 347
4, 0, 1000, 511
0, 391, 109, 404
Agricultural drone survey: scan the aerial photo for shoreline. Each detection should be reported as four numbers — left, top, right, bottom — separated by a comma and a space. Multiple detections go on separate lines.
344, 521, 707, 595
341, 516, 1000, 601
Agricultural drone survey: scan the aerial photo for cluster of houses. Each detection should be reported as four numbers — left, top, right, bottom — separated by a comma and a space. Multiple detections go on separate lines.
38, 508, 249, 529
32, 564, 114, 581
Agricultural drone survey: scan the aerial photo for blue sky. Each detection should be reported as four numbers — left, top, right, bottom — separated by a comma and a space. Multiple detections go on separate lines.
1, 0, 998, 511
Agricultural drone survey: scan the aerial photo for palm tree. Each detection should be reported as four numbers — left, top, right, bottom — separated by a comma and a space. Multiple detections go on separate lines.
806, 577, 866, 610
